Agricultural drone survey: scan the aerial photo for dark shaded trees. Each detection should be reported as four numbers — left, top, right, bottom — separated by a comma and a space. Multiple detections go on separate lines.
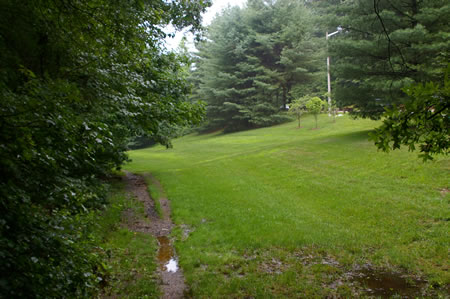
0, 0, 210, 297
316, 0, 449, 159
191, 0, 322, 132
191, 6, 255, 131
328, 0, 449, 118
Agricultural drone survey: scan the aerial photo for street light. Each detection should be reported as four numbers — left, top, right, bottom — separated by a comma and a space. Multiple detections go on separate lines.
326, 26, 342, 115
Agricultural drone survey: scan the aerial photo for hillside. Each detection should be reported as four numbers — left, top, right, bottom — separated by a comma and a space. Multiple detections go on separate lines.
124, 115, 449, 297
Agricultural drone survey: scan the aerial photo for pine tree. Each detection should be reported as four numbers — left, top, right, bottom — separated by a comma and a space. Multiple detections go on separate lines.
192, 6, 256, 131
328, 0, 450, 118
191, 0, 321, 132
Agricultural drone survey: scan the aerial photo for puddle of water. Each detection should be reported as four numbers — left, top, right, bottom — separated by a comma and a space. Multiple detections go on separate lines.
166, 258, 179, 272
157, 236, 179, 273
354, 268, 423, 297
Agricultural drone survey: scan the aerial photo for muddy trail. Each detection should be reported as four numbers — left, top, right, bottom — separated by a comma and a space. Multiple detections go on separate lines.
123, 171, 185, 299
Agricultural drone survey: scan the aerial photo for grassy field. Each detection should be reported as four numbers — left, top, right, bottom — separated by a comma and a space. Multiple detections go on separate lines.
93, 180, 160, 298
125, 114, 449, 297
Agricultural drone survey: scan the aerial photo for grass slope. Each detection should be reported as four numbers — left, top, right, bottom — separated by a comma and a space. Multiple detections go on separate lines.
125, 115, 449, 297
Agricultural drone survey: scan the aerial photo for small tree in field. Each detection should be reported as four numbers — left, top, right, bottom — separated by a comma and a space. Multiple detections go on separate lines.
306, 97, 325, 129
289, 96, 309, 128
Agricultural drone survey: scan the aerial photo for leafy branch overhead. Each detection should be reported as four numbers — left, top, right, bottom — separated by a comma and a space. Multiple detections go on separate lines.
326, 0, 449, 119
316, 0, 449, 159
371, 68, 449, 161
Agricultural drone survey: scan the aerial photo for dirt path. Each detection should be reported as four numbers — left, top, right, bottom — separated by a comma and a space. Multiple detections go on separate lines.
123, 171, 186, 299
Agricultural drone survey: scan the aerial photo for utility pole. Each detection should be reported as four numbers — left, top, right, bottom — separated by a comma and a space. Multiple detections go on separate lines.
326, 27, 342, 115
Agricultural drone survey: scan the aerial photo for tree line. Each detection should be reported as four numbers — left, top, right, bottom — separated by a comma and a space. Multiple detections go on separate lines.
190, 0, 448, 159
190, 0, 325, 132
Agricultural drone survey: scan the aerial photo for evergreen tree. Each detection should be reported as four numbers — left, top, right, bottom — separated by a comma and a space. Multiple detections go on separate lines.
192, 7, 254, 131
247, 0, 320, 109
327, 0, 450, 118
191, 0, 321, 132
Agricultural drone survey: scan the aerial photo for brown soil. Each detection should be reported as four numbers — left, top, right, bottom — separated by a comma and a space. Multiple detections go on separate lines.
123, 171, 186, 299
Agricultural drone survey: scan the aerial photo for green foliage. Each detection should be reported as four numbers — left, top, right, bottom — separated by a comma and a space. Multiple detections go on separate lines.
306, 97, 325, 114
0, 0, 210, 297
288, 96, 309, 127
191, 0, 323, 132
315, 0, 449, 158
306, 96, 325, 128
371, 67, 449, 161
326, 0, 450, 118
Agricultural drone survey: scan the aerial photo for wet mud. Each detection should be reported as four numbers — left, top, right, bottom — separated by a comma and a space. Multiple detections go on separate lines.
294, 250, 434, 298
352, 266, 425, 298
123, 172, 186, 299
157, 236, 179, 273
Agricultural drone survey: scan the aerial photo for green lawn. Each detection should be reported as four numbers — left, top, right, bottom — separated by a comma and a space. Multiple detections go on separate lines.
125, 115, 449, 297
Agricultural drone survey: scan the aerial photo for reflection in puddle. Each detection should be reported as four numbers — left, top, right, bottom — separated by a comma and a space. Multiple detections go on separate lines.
157, 236, 179, 273
354, 267, 423, 297
166, 258, 178, 272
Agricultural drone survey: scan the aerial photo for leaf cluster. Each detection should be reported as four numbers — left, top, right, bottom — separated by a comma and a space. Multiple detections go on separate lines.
288, 96, 309, 127
0, 0, 210, 297
371, 67, 449, 161
306, 96, 325, 115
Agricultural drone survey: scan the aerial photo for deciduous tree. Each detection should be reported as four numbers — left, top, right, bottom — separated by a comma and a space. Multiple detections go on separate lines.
0, 0, 210, 296
289, 96, 309, 128
371, 67, 449, 161
306, 96, 325, 129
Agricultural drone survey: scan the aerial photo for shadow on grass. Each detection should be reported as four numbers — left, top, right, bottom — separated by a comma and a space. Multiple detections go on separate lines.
338, 129, 374, 141
315, 129, 375, 145
195, 117, 294, 137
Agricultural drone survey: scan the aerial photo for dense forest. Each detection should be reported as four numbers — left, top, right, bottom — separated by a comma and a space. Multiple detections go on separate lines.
190, 0, 324, 132
191, 0, 448, 158
0, 0, 210, 297
0, 0, 448, 297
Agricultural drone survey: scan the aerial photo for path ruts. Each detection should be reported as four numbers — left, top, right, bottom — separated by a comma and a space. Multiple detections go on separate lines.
124, 171, 186, 299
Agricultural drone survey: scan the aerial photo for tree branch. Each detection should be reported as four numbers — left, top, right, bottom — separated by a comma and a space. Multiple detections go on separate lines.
373, 0, 411, 73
